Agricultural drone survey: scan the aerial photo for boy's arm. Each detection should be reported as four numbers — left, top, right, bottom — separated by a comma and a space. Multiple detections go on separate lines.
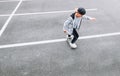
63, 17, 73, 33
82, 15, 96, 21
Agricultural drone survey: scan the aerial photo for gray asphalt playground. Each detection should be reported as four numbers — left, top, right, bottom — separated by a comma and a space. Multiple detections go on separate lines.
0, 0, 120, 76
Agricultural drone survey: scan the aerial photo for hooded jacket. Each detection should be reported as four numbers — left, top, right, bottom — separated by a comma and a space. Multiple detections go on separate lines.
63, 13, 92, 35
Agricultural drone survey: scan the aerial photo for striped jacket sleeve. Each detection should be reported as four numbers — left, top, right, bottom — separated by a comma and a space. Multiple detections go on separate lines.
82, 15, 92, 20
63, 17, 73, 31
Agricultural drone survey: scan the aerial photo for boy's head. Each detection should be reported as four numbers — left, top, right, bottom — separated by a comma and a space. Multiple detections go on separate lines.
75, 7, 86, 17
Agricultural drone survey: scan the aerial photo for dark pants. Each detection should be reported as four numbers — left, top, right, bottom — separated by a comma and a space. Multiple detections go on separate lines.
68, 28, 79, 43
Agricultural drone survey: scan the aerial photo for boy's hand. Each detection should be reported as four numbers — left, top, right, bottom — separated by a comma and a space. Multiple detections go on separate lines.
64, 30, 67, 33
75, 8, 78, 12
90, 18, 96, 21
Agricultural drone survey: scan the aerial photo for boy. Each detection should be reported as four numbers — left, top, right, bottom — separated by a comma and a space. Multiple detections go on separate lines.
63, 7, 96, 48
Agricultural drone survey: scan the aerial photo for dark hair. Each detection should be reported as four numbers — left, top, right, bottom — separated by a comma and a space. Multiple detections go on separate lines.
77, 7, 86, 15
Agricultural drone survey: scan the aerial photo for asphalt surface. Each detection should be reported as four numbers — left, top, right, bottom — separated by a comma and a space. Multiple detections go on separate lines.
0, 0, 120, 76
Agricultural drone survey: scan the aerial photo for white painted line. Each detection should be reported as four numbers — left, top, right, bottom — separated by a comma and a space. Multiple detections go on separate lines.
0, 32, 120, 49
0, 14, 9, 17
0, 0, 23, 37
15, 8, 98, 16
0, 0, 29, 3
0, 8, 98, 17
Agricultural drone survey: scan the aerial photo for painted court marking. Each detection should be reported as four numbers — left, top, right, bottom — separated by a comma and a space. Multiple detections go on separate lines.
0, 0, 23, 37
0, 32, 120, 49
0, 8, 98, 17
0, 0, 29, 3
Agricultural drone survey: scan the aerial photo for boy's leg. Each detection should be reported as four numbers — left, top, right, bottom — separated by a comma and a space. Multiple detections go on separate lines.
71, 29, 79, 43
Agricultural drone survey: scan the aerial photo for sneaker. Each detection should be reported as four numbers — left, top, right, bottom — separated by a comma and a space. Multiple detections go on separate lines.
69, 43, 77, 48
66, 35, 73, 39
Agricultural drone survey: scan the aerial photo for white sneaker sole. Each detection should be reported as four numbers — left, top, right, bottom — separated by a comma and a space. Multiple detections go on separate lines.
67, 38, 77, 49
